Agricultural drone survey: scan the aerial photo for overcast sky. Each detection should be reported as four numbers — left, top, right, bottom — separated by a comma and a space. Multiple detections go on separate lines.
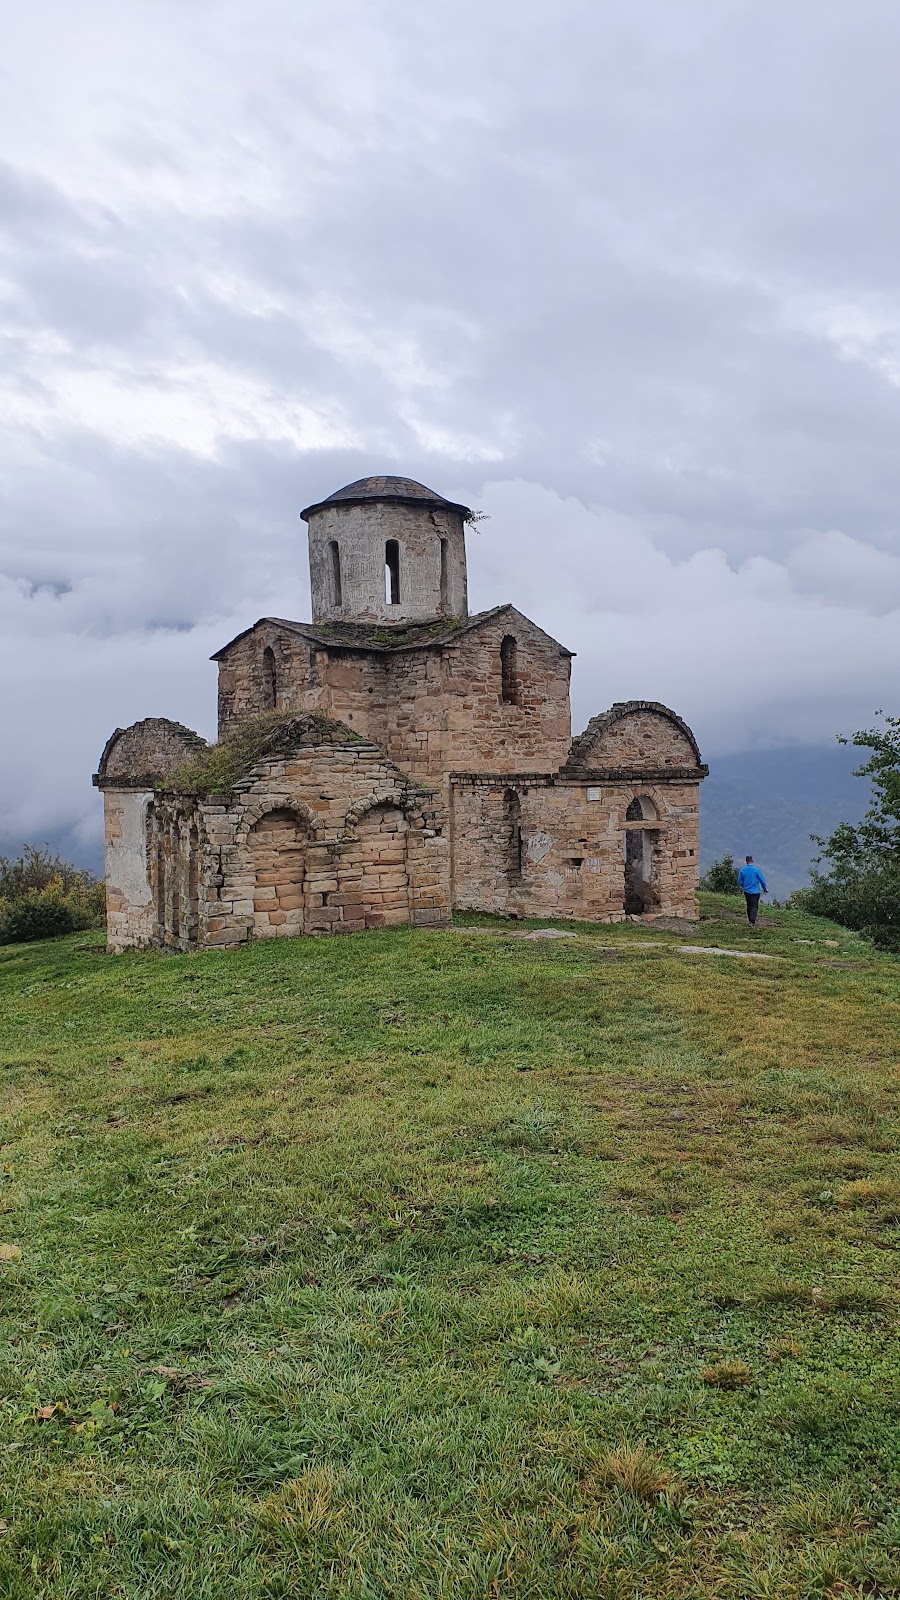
4, 0, 900, 861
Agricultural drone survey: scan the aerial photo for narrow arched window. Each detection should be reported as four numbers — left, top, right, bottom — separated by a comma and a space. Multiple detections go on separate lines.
329, 540, 342, 608
262, 645, 277, 710
385, 540, 400, 605
500, 634, 518, 704
439, 538, 449, 611
504, 788, 523, 881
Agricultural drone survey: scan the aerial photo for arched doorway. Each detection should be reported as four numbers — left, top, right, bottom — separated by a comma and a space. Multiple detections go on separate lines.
356, 803, 410, 928
624, 795, 658, 915
249, 809, 308, 937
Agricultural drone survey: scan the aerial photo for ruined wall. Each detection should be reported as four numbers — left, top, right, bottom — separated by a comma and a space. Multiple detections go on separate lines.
96, 717, 207, 786
96, 719, 209, 951
141, 796, 202, 951
201, 739, 448, 945
307, 500, 468, 623
451, 777, 701, 922
101, 734, 450, 950
103, 790, 157, 951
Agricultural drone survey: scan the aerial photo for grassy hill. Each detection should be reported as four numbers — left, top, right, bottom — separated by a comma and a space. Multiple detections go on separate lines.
1, 903, 899, 1599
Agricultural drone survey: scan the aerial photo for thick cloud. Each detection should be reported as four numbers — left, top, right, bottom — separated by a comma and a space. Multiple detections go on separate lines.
3, 0, 900, 859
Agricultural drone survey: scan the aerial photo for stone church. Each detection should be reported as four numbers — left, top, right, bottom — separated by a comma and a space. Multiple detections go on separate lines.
95, 476, 707, 950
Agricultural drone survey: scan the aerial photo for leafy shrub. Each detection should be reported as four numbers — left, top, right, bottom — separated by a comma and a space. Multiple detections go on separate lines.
793, 862, 900, 951
0, 847, 105, 945
699, 853, 742, 894
0, 893, 76, 944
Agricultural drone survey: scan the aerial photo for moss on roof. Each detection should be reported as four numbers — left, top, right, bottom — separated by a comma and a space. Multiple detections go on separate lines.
169, 711, 362, 796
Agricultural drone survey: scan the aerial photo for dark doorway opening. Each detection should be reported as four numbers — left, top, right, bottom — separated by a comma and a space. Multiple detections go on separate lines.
624, 796, 658, 914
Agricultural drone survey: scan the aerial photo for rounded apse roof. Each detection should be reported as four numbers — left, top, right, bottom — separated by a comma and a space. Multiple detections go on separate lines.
300, 475, 472, 522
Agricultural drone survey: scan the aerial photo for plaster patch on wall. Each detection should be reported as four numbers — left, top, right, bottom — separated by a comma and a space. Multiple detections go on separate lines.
108, 792, 153, 905
526, 831, 553, 863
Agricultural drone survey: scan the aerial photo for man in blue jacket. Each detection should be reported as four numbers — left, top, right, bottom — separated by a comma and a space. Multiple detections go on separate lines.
737, 856, 767, 925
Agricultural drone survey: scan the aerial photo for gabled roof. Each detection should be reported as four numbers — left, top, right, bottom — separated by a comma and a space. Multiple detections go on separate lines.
211, 605, 574, 661
300, 475, 472, 522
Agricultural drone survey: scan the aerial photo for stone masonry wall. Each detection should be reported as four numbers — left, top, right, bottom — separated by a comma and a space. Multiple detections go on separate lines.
307, 500, 468, 623
201, 740, 448, 944
103, 790, 157, 951
144, 796, 201, 951
104, 735, 450, 950
451, 776, 701, 922
217, 628, 391, 743
380, 611, 573, 785
217, 610, 572, 783
97, 717, 207, 786
569, 707, 699, 771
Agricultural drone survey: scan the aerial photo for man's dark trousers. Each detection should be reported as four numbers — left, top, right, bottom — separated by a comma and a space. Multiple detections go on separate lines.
744, 893, 760, 925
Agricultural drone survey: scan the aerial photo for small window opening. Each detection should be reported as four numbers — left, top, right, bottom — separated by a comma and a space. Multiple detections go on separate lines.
262, 645, 277, 710
329, 540, 342, 608
439, 537, 449, 611
385, 540, 400, 605
500, 634, 519, 704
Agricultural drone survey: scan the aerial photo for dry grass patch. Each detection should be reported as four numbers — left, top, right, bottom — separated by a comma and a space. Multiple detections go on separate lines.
589, 1441, 678, 1502
835, 1178, 898, 1208
701, 1359, 754, 1389
767, 1335, 802, 1361
252, 1465, 349, 1549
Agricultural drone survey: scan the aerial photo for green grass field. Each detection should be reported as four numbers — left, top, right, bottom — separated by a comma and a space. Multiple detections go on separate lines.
1, 898, 899, 1599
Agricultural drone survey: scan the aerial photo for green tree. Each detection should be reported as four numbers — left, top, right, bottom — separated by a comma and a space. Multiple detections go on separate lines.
793, 714, 900, 949
699, 853, 742, 894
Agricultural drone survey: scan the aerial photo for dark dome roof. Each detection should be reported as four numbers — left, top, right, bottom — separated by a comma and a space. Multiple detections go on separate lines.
300, 475, 471, 521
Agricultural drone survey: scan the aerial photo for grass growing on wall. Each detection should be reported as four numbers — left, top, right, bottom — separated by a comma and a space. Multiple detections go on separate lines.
170, 711, 363, 797
1, 897, 899, 1598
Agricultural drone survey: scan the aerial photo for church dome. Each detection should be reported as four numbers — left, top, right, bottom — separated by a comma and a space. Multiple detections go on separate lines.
301, 476, 471, 521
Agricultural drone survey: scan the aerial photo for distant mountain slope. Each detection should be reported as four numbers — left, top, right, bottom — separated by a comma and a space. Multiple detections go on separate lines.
700, 743, 870, 899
